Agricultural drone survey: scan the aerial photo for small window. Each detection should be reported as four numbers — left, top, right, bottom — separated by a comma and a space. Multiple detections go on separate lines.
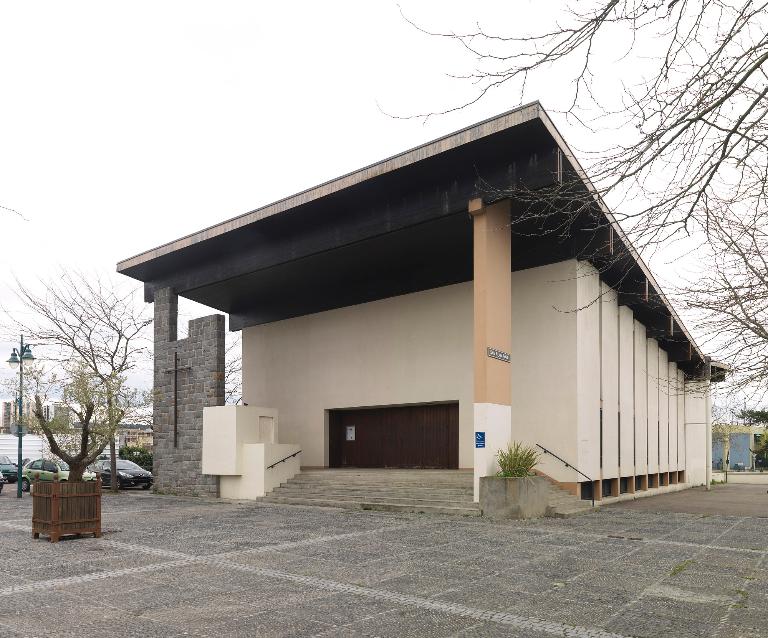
30, 460, 43, 470
43, 461, 57, 472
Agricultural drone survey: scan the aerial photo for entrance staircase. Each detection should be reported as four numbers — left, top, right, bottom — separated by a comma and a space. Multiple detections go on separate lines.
261, 469, 481, 516
545, 482, 596, 518
260, 469, 594, 518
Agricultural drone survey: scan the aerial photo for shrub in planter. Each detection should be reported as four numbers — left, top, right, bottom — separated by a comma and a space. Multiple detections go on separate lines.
496, 442, 540, 477
480, 442, 547, 519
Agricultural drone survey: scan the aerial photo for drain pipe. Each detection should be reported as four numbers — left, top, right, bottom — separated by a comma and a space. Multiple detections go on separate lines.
705, 356, 712, 491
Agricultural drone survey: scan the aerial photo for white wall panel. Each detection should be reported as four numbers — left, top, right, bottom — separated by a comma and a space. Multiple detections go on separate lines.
618, 306, 635, 474
510, 260, 579, 483
659, 349, 669, 473
600, 282, 619, 479
633, 321, 648, 474
576, 262, 602, 479
647, 339, 660, 474
685, 379, 709, 485
668, 362, 678, 472
677, 369, 686, 472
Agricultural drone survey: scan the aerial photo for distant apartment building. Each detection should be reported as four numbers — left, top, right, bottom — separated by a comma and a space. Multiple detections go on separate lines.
0, 400, 69, 433
712, 426, 764, 470
0, 401, 12, 434
0, 399, 32, 433
119, 424, 153, 449
49, 402, 70, 425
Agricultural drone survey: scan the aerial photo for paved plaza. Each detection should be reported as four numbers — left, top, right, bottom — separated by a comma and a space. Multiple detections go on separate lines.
0, 485, 766, 637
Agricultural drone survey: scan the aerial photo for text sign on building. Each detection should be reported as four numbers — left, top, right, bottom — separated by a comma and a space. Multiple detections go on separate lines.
346, 425, 355, 442
475, 432, 486, 448
487, 347, 511, 363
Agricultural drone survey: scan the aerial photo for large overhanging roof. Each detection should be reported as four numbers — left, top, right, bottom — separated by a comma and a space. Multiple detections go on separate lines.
117, 102, 724, 379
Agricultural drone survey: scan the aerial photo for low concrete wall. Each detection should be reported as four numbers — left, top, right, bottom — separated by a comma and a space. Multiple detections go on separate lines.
479, 476, 548, 519
712, 471, 768, 485
219, 443, 301, 499
202, 405, 300, 500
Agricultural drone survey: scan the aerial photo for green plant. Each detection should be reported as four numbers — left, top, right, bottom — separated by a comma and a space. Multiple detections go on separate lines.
670, 559, 695, 576
496, 442, 540, 478
119, 445, 152, 471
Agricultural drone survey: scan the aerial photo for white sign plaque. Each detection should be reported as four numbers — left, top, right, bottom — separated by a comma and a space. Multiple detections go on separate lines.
345, 425, 355, 441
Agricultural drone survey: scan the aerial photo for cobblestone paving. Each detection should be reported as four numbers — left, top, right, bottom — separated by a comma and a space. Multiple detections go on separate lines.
0, 489, 766, 637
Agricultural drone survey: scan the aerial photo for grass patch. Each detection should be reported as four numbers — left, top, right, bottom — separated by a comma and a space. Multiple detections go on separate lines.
670, 559, 696, 576
733, 589, 749, 608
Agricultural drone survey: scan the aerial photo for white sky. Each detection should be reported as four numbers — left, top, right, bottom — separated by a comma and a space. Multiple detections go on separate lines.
0, 1, 703, 399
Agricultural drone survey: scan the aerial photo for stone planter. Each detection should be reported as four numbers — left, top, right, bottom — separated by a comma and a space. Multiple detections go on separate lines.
479, 475, 548, 519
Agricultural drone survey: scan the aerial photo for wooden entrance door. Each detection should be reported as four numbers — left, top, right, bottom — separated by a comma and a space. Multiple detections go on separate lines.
329, 403, 459, 469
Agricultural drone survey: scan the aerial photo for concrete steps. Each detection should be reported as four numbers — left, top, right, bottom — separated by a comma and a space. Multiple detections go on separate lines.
262, 495, 481, 517
545, 483, 596, 518
261, 469, 481, 516
260, 469, 596, 518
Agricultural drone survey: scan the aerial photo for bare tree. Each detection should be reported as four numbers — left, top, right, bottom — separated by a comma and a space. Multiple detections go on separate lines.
225, 333, 243, 405
679, 208, 768, 394
402, 1, 768, 249
402, 2, 767, 385
4, 271, 152, 489
0, 203, 24, 218
21, 362, 144, 481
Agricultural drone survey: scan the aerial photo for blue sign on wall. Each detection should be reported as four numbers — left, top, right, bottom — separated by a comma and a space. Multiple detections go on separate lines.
475, 432, 486, 448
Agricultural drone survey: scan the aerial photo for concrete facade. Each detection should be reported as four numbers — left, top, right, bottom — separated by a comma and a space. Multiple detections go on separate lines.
242, 259, 711, 499
153, 287, 225, 496
684, 380, 709, 486
242, 281, 474, 469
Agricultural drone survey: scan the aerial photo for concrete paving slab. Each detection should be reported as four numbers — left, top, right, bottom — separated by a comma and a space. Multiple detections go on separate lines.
0, 487, 766, 637
609, 483, 768, 516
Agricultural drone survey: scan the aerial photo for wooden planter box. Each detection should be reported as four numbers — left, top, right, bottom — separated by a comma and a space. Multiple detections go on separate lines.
32, 477, 102, 543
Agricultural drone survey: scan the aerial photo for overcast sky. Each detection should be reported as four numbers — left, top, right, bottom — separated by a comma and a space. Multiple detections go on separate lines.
0, 1, 696, 399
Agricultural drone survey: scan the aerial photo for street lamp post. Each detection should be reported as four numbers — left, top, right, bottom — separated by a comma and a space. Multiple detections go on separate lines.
7, 336, 34, 498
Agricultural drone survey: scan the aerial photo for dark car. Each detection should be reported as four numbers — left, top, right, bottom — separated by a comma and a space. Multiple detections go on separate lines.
0, 455, 18, 484
95, 459, 153, 489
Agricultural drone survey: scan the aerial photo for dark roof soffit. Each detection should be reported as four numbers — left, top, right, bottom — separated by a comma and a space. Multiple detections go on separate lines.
116, 102, 714, 369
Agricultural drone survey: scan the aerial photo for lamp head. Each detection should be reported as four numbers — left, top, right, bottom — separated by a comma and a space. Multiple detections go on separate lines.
7, 349, 19, 370
21, 345, 34, 363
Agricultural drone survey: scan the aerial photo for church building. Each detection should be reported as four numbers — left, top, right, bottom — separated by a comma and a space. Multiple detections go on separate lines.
117, 102, 725, 506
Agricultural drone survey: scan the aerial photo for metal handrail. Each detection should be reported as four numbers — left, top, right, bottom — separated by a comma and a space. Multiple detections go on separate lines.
266, 450, 301, 470
536, 443, 595, 507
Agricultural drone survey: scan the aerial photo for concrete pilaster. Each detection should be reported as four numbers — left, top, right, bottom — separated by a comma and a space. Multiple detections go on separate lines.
470, 198, 512, 500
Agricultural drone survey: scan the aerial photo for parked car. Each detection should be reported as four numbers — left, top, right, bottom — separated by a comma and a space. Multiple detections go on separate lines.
0, 455, 18, 483
94, 459, 153, 490
21, 459, 96, 492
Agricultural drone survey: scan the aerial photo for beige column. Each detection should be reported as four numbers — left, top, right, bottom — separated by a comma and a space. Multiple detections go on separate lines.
470, 198, 512, 500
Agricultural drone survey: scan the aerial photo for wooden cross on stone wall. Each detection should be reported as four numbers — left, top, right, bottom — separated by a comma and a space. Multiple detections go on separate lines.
162, 351, 192, 447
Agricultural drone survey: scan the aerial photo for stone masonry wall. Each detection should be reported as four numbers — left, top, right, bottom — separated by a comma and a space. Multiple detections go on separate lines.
153, 287, 225, 496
